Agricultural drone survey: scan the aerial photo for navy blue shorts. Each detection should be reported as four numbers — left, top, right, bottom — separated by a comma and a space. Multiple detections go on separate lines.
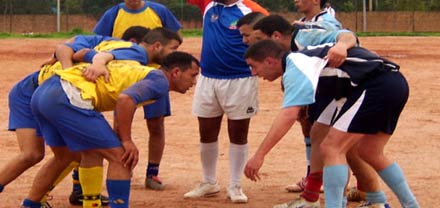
31, 76, 121, 151
332, 70, 409, 134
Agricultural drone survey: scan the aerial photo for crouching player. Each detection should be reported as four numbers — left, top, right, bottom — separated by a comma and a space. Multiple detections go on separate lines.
243, 40, 419, 208
26, 51, 199, 208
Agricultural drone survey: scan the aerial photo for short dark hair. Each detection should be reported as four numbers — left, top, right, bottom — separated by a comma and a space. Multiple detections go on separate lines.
121, 26, 150, 43
143, 28, 183, 46
253, 15, 294, 37
237, 12, 266, 28
245, 39, 286, 62
162, 51, 199, 72
321, 1, 328, 9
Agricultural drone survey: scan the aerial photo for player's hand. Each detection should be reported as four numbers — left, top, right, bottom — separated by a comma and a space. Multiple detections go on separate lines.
40, 56, 57, 67
82, 63, 110, 82
244, 154, 264, 182
121, 140, 139, 170
325, 43, 348, 68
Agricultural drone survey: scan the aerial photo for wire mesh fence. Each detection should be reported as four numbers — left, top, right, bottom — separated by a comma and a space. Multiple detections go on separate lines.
1, 0, 440, 33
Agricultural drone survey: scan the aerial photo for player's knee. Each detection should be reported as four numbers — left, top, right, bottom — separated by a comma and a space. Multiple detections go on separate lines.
22, 151, 45, 165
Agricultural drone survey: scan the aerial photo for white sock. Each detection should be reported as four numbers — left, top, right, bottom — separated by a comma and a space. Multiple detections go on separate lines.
229, 143, 248, 187
200, 142, 218, 184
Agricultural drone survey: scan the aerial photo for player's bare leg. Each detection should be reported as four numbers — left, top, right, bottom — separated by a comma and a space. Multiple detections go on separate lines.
23, 146, 79, 204
145, 116, 166, 190
285, 107, 312, 192
358, 133, 419, 207
347, 144, 387, 206
0, 128, 44, 190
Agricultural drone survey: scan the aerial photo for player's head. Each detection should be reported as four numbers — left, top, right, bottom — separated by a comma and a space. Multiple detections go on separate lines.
161, 51, 200, 94
121, 26, 150, 44
245, 39, 287, 81
253, 15, 294, 50
237, 12, 266, 45
124, 0, 143, 10
213, 0, 234, 4
325, 2, 331, 8
294, 0, 324, 14
143, 28, 183, 64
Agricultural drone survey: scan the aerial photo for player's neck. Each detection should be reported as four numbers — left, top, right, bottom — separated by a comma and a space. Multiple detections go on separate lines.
126, 1, 144, 10
303, 8, 322, 21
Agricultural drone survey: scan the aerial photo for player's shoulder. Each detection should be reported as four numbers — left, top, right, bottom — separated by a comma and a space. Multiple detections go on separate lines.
145, 0, 170, 11
241, 0, 269, 15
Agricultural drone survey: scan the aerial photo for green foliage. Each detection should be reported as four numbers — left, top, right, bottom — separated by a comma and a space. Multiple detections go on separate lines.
1, 0, 440, 16
182, 28, 202, 37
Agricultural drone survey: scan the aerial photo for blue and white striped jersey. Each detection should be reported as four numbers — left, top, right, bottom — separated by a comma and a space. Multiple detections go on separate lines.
282, 44, 399, 108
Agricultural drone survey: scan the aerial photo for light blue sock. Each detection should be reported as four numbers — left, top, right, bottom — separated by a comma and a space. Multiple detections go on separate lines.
304, 137, 311, 175
323, 165, 348, 208
107, 179, 131, 208
378, 163, 419, 208
366, 191, 387, 204
342, 196, 347, 208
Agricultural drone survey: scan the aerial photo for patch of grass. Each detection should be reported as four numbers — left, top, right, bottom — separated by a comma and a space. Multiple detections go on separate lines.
356, 31, 440, 36
0, 28, 202, 39
182, 29, 202, 37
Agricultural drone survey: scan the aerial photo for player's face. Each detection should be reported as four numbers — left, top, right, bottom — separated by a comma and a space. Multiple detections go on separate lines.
239, 25, 255, 45
156, 40, 181, 64
125, 0, 143, 9
247, 57, 280, 81
174, 62, 199, 93
294, 0, 316, 13
252, 30, 270, 43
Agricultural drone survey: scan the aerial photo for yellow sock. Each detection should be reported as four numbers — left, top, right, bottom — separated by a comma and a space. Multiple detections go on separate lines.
79, 166, 103, 208
41, 161, 79, 203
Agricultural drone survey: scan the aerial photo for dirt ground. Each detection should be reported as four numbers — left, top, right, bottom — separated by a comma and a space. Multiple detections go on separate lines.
0, 37, 439, 208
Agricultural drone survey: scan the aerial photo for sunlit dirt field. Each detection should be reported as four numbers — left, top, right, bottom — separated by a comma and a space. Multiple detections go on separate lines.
0, 37, 439, 207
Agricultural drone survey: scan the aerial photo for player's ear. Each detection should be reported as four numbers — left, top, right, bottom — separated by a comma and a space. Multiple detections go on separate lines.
170, 67, 180, 78
153, 41, 162, 50
265, 56, 278, 67
272, 31, 282, 40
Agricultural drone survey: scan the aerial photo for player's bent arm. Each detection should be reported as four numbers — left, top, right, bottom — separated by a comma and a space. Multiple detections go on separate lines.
254, 106, 301, 158
327, 31, 358, 67
82, 52, 114, 82
55, 44, 75, 69
115, 93, 139, 170
244, 106, 301, 181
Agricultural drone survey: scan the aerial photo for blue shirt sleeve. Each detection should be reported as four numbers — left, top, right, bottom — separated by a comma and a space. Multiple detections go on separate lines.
282, 54, 325, 108
82, 44, 148, 64
148, 1, 182, 31
122, 70, 169, 106
93, 4, 121, 36
66, 35, 109, 52
110, 44, 148, 65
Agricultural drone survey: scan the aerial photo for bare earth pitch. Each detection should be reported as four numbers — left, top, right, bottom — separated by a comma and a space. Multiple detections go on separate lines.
0, 37, 438, 207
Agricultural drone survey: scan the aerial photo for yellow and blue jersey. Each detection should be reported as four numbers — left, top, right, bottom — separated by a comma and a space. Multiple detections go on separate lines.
50, 60, 168, 112
82, 40, 148, 65
65, 35, 116, 52
38, 37, 148, 85
94, 1, 182, 38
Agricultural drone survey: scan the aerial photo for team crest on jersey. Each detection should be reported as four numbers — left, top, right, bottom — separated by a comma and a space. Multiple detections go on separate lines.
229, 20, 238, 30
246, 107, 254, 114
210, 14, 219, 22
